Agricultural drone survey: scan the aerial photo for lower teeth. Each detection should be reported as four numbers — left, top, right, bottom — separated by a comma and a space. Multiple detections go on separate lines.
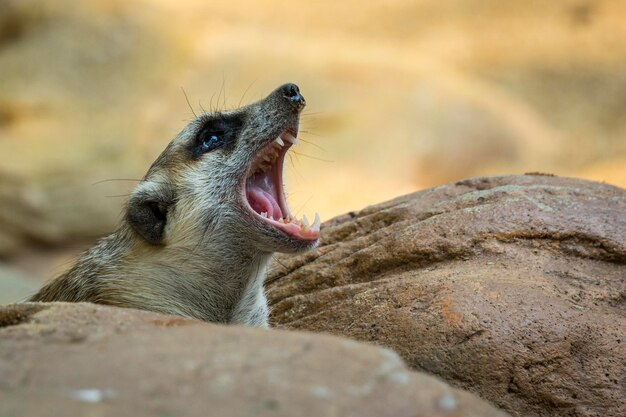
257, 212, 321, 232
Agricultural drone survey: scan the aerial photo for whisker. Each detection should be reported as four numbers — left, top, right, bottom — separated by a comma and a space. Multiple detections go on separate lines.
181, 87, 197, 118
286, 152, 306, 186
238, 79, 258, 107
297, 137, 328, 152
217, 82, 223, 110
298, 125, 322, 133
293, 194, 314, 217
104, 194, 132, 198
210, 91, 217, 113
287, 152, 297, 170
91, 178, 143, 185
217, 73, 227, 109
91, 178, 175, 187
198, 100, 207, 114
299, 130, 324, 138
222, 73, 227, 109
291, 151, 334, 163
270, 255, 289, 274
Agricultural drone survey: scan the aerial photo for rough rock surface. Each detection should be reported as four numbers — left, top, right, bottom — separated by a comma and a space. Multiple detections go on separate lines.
267, 175, 626, 417
0, 302, 507, 417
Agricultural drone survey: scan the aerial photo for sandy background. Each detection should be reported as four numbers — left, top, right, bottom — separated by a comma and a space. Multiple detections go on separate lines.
0, 0, 625, 293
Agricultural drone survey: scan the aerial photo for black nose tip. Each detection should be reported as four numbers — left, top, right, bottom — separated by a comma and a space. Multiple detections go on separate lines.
281, 83, 305, 107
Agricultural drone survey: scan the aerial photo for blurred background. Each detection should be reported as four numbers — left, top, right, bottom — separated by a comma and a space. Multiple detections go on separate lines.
1, 0, 625, 300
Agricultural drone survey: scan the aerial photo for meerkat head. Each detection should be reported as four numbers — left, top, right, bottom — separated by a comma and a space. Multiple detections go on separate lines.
126, 83, 319, 255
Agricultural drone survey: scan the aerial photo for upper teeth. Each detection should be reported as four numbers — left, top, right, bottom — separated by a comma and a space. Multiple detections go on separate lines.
253, 132, 298, 174
282, 132, 299, 145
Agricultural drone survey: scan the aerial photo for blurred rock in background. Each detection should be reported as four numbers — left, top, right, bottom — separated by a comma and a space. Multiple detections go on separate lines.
1, 0, 625, 292
0, 263, 38, 304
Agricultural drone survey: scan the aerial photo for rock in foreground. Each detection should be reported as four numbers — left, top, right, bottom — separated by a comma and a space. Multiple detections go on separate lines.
267, 175, 626, 417
0, 302, 507, 417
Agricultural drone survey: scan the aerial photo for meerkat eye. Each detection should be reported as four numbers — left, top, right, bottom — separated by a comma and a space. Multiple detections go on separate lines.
190, 114, 242, 158
194, 130, 224, 156
201, 133, 222, 151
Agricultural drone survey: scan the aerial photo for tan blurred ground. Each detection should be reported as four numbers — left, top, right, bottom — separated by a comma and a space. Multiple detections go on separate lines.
1, 0, 625, 280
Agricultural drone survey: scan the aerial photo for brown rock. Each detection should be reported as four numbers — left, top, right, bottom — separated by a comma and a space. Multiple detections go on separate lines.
267, 175, 626, 417
0, 302, 507, 417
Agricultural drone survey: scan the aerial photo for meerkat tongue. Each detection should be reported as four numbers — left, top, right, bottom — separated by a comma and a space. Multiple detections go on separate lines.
246, 173, 283, 220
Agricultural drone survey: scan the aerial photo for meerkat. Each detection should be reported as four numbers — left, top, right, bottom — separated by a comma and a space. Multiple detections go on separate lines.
29, 83, 320, 327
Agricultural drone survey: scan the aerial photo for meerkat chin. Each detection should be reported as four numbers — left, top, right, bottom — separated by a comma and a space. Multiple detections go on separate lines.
29, 83, 318, 327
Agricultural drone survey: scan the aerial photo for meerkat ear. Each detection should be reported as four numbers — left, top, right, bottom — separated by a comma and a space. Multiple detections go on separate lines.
127, 193, 172, 245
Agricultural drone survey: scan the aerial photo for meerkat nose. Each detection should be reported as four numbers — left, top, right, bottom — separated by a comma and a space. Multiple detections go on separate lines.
281, 83, 305, 106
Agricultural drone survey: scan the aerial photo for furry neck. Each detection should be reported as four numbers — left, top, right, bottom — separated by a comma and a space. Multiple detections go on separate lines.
32, 225, 273, 326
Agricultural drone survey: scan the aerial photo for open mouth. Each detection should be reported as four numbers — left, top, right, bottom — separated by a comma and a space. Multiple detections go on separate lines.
243, 129, 320, 241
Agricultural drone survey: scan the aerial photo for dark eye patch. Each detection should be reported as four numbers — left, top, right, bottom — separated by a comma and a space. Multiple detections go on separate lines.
190, 114, 243, 158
